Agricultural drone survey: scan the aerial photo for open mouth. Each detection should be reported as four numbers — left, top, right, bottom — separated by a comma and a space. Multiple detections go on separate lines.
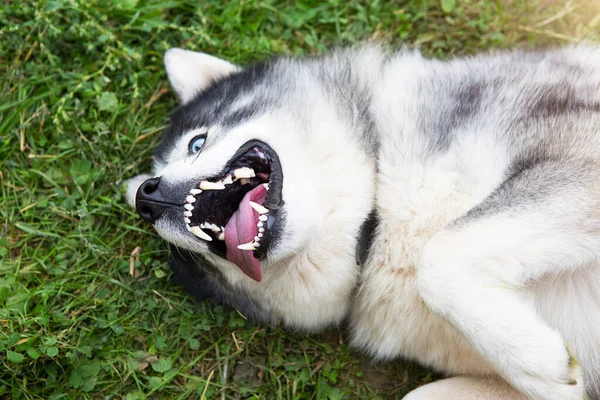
182, 140, 283, 282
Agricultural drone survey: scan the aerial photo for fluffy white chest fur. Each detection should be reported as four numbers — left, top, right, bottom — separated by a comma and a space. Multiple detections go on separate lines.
353, 155, 498, 375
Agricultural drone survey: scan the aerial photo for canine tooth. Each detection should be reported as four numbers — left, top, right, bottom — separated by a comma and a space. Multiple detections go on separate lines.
234, 167, 256, 179
259, 215, 268, 222
186, 195, 196, 203
257, 222, 264, 228
184, 217, 191, 224
190, 226, 212, 241
259, 227, 265, 233
200, 180, 226, 190
184, 203, 194, 211
204, 223, 220, 232
218, 232, 225, 241
237, 241, 257, 250
184, 210, 192, 217
222, 175, 233, 185
249, 201, 269, 214
190, 188, 202, 195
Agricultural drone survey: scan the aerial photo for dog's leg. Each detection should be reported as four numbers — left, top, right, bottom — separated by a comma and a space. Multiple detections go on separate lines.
417, 161, 599, 399
403, 376, 526, 400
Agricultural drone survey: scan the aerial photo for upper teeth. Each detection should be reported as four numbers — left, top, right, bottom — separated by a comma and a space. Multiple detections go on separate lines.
222, 175, 233, 185
190, 225, 212, 241
190, 188, 202, 195
249, 201, 269, 214
200, 180, 226, 190
237, 241, 257, 250
234, 167, 256, 179
201, 222, 221, 232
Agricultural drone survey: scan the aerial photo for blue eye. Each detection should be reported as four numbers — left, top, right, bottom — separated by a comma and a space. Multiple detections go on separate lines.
188, 135, 207, 154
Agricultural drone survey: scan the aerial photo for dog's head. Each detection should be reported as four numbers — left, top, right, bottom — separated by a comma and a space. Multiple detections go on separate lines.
127, 48, 378, 330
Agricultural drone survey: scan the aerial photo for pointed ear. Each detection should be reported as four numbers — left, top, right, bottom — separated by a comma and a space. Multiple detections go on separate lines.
164, 48, 240, 104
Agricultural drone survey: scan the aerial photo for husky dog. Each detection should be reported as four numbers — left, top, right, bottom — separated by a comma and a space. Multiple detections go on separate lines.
126, 45, 600, 399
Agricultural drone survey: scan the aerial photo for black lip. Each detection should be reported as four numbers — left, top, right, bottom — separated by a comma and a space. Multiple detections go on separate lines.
189, 140, 284, 261
222, 140, 284, 211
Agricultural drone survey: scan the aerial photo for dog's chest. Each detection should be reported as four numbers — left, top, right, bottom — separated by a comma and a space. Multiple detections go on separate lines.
349, 155, 501, 374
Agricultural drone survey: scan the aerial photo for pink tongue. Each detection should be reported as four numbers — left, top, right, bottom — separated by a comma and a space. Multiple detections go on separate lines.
224, 184, 267, 282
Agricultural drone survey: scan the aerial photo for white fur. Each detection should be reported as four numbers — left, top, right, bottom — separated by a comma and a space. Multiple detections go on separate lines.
124, 173, 152, 208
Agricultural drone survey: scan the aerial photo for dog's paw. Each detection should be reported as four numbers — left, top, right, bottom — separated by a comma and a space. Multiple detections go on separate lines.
124, 174, 152, 209
402, 376, 526, 400
509, 342, 586, 400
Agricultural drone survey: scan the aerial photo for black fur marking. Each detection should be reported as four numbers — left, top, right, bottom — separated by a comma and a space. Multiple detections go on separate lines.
449, 154, 593, 228
452, 158, 549, 226
455, 81, 485, 120
155, 62, 277, 164
356, 209, 379, 266
169, 245, 278, 324
170, 245, 220, 301
315, 55, 380, 159
529, 84, 600, 119
424, 80, 486, 154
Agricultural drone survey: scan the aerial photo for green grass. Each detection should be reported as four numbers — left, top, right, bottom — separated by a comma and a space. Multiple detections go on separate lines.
1, 0, 598, 398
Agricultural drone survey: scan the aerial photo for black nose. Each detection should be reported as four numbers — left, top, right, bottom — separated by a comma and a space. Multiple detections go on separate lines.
135, 177, 172, 223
